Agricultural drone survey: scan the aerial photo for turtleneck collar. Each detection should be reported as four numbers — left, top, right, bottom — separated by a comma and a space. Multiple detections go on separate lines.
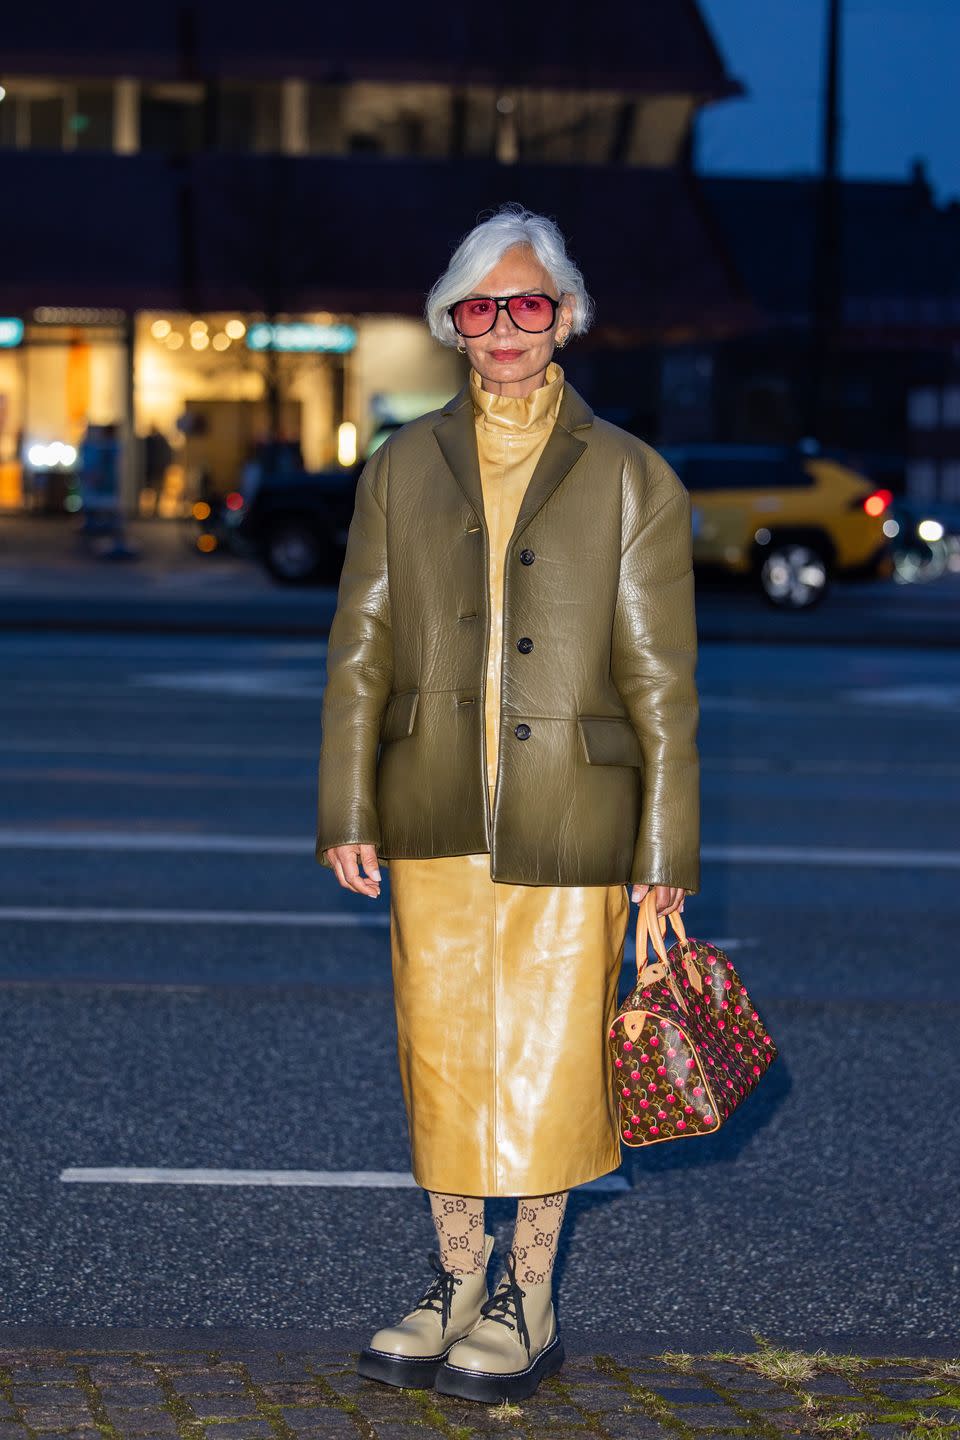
470, 361, 565, 433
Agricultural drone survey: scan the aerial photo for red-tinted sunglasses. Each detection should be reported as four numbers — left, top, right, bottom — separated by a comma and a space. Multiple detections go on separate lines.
448, 292, 560, 338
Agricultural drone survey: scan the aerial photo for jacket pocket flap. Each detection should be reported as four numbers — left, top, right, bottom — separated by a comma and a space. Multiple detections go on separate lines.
577, 715, 642, 766
380, 690, 419, 742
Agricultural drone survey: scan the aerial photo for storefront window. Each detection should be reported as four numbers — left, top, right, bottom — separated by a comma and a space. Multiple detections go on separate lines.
140, 83, 204, 153
217, 82, 283, 152
72, 85, 114, 150
0, 79, 114, 150
0, 314, 127, 514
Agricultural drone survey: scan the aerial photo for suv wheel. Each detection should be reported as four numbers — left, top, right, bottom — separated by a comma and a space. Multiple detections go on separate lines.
263, 523, 324, 584
759, 541, 830, 609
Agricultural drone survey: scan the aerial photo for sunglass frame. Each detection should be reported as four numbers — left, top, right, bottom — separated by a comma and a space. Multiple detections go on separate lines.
447, 292, 561, 337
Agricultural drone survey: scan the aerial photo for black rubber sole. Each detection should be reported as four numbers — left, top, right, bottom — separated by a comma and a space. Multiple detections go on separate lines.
357, 1345, 449, 1389
434, 1333, 565, 1403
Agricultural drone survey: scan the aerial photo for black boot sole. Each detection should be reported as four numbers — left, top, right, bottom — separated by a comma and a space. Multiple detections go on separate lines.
357, 1345, 449, 1389
434, 1333, 565, 1403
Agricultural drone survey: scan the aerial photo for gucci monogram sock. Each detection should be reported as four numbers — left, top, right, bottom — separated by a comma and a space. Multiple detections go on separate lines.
510, 1190, 569, 1284
426, 1191, 486, 1275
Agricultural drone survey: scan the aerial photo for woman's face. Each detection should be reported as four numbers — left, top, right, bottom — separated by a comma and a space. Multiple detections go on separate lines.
455, 243, 574, 397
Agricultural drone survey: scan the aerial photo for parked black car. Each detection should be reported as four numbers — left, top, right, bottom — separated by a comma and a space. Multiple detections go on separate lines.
226, 458, 363, 583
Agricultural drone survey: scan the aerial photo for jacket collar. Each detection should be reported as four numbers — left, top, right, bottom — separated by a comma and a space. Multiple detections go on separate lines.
433, 377, 593, 545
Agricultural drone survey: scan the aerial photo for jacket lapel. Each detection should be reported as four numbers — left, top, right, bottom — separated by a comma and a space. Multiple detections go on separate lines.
433, 378, 594, 542
433, 385, 483, 517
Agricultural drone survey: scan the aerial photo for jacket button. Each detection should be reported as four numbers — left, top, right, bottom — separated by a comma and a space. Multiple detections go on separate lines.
519, 548, 535, 565
514, 723, 531, 740
517, 636, 534, 653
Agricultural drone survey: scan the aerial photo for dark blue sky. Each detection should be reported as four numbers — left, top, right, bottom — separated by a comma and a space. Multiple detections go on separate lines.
697, 0, 959, 202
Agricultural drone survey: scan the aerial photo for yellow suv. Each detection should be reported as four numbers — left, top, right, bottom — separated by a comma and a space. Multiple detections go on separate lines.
659, 444, 895, 609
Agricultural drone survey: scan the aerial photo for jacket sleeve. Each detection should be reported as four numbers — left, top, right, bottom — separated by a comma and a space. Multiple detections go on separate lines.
315, 441, 393, 868
611, 446, 701, 893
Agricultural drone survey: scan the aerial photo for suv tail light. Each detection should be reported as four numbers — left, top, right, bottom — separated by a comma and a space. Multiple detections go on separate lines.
857, 488, 893, 517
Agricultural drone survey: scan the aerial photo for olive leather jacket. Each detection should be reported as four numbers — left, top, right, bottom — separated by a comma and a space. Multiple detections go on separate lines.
316, 377, 700, 892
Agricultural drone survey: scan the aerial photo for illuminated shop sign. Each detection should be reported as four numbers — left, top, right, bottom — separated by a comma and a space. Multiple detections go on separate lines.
0, 318, 24, 348
33, 306, 126, 325
246, 322, 357, 353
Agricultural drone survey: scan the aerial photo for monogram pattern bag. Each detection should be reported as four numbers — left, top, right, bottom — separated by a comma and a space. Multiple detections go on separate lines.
609, 890, 778, 1147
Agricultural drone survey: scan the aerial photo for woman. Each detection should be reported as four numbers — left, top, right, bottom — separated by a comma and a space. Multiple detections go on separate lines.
317, 204, 699, 1403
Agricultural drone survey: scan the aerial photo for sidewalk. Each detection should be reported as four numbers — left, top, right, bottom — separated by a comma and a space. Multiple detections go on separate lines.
0, 1331, 956, 1440
3, 515, 960, 646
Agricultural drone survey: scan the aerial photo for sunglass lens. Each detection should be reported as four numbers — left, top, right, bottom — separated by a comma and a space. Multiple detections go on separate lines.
506, 295, 555, 331
452, 298, 498, 336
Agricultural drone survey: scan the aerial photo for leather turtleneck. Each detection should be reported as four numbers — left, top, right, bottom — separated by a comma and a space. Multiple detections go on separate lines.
470, 362, 565, 803
469, 360, 565, 433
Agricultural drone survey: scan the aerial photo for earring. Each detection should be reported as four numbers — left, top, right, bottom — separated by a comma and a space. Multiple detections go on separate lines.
556, 334, 568, 350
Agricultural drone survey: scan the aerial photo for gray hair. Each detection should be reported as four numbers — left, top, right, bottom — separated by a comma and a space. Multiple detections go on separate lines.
424, 203, 594, 347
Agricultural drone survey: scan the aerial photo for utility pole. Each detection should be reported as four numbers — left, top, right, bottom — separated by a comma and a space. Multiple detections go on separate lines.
805, 0, 843, 442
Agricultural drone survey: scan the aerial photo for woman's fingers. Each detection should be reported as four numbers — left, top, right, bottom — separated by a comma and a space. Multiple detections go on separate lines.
358, 843, 382, 884
631, 882, 686, 914
327, 844, 382, 896
659, 885, 685, 916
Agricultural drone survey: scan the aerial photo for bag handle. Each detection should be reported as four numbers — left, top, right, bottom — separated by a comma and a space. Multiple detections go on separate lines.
633, 889, 703, 1003
635, 885, 670, 968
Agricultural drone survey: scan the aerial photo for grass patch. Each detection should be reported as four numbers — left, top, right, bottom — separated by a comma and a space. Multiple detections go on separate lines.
811, 1412, 870, 1438
489, 1398, 523, 1422
658, 1351, 697, 1374
739, 1346, 824, 1386
703, 1337, 871, 1386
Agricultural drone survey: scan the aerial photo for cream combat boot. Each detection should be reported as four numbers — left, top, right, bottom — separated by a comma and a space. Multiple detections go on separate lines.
357, 1233, 495, 1389
435, 1248, 564, 1402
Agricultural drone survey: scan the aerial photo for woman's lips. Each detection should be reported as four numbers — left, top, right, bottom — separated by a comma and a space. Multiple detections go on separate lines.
489, 349, 524, 361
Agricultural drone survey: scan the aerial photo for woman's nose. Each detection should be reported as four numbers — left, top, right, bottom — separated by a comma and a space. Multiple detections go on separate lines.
493, 304, 519, 336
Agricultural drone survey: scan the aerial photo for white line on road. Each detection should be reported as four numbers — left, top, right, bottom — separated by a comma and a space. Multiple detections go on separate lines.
0, 902, 743, 947
0, 829, 309, 853
0, 906, 389, 926
1, 829, 958, 869
702, 844, 960, 868
134, 670, 326, 698
60, 1166, 629, 1192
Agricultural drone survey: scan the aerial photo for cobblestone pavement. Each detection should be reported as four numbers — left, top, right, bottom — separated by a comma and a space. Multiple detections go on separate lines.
0, 1338, 957, 1440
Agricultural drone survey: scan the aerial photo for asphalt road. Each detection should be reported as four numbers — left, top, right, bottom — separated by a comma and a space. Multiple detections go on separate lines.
0, 629, 957, 1349
3, 514, 960, 646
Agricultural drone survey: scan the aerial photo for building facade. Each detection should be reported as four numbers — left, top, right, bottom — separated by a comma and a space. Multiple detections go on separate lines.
0, 1, 752, 515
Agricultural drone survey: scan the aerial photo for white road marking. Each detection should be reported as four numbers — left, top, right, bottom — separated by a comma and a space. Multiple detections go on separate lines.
0, 740, 313, 759
60, 1167, 629, 1192
0, 829, 957, 870
0, 906, 389, 926
0, 900, 741, 947
0, 829, 309, 853
703, 756, 960, 777
843, 684, 960, 710
134, 670, 325, 698
702, 843, 960, 868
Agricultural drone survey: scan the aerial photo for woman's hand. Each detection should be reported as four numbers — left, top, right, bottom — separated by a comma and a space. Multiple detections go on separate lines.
326, 843, 382, 898
631, 882, 685, 916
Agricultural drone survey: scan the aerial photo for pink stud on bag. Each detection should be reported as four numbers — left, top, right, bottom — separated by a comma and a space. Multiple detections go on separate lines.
609, 890, 778, 1148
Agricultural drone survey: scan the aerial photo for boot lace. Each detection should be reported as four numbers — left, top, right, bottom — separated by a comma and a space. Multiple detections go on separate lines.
478, 1249, 531, 1356
410, 1250, 462, 1335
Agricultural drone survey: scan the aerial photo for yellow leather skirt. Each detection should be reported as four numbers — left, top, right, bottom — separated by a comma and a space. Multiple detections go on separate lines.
388, 797, 631, 1197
